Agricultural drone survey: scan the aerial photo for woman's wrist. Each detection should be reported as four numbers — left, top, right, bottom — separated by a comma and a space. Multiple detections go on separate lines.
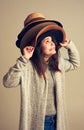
22, 55, 29, 60
21, 55, 29, 63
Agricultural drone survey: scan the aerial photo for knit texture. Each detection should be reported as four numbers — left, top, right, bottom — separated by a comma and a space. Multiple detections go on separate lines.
3, 41, 80, 130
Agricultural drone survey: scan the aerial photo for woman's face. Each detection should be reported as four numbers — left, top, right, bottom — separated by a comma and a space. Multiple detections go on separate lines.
41, 36, 56, 60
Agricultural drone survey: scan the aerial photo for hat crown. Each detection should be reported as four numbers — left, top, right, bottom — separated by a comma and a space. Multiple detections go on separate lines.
24, 13, 46, 27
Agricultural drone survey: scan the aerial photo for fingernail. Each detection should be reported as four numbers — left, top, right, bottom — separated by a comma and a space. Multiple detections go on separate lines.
31, 47, 34, 50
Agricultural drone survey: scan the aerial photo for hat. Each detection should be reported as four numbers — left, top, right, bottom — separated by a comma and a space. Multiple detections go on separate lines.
16, 12, 66, 50
35, 25, 65, 46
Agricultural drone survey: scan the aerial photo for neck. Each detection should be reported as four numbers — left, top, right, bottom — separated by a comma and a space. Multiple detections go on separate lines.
43, 56, 50, 62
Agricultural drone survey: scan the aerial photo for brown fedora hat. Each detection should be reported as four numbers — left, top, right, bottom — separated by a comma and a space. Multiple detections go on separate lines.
16, 12, 66, 50
35, 24, 66, 46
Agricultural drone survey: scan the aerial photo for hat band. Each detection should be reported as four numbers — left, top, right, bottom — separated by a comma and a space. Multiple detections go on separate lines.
24, 17, 45, 27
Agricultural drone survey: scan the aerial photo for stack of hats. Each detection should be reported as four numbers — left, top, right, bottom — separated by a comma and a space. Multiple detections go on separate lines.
16, 12, 66, 50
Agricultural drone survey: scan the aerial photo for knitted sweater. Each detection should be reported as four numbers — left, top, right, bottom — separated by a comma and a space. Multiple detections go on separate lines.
3, 41, 80, 130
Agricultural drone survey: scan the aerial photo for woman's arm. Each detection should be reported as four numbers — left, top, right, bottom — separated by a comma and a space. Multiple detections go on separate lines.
59, 40, 80, 72
3, 46, 35, 88
3, 56, 28, 87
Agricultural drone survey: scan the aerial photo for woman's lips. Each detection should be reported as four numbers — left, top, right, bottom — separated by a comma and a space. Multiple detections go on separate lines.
49, 47, 55, 51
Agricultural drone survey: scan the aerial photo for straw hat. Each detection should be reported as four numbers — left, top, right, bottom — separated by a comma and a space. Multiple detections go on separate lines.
16, 12, 66, 50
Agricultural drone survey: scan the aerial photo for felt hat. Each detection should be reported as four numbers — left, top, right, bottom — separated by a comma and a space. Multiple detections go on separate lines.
16, 12, 66, 50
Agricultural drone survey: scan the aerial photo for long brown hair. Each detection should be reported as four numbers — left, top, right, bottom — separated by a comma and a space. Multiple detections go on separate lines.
30, 35, 61, 79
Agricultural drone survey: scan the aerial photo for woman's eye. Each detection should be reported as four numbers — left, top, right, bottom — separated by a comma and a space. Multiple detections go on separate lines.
46, 40, 50, 43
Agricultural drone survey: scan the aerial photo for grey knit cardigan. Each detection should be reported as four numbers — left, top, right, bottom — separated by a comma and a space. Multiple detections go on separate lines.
3, 41, 80, 130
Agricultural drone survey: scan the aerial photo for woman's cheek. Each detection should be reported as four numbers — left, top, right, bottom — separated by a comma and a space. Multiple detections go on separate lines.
43, 48, 49, 55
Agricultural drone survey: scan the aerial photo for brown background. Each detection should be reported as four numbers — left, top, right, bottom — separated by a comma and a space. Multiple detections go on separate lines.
0, 0, 83, 130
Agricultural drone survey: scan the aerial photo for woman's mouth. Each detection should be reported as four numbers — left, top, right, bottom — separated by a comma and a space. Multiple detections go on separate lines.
49, 47, 55, 51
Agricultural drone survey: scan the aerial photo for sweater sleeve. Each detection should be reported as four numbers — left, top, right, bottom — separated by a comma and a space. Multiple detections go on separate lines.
3, 56, 29, 88
59, 41, 80, 72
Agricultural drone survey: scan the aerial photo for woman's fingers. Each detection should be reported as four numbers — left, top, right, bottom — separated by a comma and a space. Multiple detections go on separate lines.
59, 39, 70, 47
23, 46, 35, 60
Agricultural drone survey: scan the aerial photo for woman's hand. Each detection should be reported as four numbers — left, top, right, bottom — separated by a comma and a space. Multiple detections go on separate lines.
59, 39, 70, 47
23, 46, 35, 60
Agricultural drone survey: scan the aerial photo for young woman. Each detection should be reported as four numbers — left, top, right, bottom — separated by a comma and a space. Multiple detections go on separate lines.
3, 13, 80, 130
